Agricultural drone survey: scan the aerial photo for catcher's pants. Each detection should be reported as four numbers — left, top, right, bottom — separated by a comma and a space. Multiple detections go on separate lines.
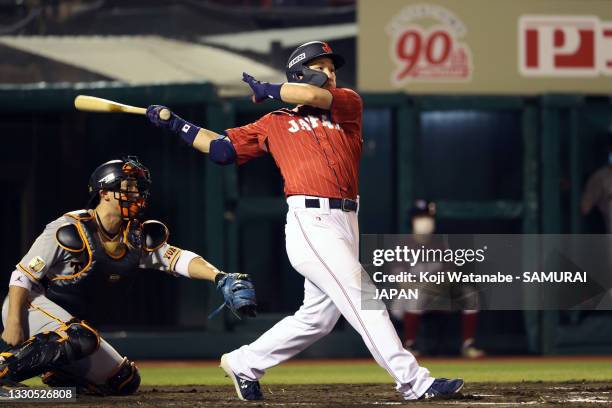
2, 291, 125, 385
226, 196, 434, 400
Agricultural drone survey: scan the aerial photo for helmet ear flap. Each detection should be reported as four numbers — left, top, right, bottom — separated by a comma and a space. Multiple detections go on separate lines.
286, 66, 328, 88
298, 67, 328, 88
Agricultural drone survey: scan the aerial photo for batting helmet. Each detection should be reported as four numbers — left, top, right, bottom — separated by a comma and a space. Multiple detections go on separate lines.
410, 199, 436, 218
87, 156, 151, 220
286, 41, 345, 87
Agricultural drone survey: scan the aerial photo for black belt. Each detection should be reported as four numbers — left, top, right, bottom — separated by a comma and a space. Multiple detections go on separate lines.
305, 198, 358, 212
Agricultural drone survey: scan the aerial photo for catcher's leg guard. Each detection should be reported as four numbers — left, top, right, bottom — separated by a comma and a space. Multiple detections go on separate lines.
105, 358, 140, 395
42, 370, 103, 395
0, 319, 99, 383
43, 358, 140, 396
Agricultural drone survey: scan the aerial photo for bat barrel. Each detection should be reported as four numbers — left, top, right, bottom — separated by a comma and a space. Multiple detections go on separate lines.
74, 95, 146, 115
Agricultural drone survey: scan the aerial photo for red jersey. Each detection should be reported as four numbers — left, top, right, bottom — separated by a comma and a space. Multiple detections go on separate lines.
226, 87, 363, 199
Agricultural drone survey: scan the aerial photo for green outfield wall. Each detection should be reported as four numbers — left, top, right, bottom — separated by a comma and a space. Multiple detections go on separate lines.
0, 82, 610, 357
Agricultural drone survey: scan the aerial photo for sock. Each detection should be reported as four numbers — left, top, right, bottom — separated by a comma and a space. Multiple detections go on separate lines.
461, 312, 478, 347
403, 312, 421, 345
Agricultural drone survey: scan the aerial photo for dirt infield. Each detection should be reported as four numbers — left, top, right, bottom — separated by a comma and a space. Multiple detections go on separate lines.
7, 382, 612, 407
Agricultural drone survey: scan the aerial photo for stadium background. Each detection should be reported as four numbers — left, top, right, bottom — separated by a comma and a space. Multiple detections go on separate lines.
0, 0, 610, 364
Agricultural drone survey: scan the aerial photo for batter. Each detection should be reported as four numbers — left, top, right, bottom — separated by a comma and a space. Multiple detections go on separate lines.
145, 41, 463, 401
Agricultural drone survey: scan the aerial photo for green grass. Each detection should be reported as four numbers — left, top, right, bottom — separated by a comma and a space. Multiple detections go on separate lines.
421, 360, 612, 382
24, 359, 612, 387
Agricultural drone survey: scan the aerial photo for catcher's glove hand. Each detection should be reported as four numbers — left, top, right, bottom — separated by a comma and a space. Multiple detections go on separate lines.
209, 273, 257, 319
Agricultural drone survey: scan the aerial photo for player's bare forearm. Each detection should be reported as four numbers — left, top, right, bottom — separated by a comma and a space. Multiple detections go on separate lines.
144, 106, 234, 159
187, 257, 224, 282
192, 128, 222, 154
280, 83, 332, 109
146, 105, 222, 154
2, 285, 29, 345
6, 285, 29, 324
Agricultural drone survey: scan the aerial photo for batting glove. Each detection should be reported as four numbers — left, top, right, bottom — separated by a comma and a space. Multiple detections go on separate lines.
242, 72, 283, 103
146, 105, 201, 146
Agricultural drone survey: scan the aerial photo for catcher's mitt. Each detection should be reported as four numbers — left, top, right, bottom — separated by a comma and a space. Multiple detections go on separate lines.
209, 273, 257, 319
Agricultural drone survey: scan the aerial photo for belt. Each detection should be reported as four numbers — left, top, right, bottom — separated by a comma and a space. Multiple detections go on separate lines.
305, 197, 358, 212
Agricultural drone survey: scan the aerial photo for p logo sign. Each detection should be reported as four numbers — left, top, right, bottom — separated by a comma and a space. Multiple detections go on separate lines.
519, 16, 612, 76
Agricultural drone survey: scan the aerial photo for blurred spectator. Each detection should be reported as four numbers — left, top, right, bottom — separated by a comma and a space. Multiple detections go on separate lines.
581, 132, 612, 232
392, 200, 485, 358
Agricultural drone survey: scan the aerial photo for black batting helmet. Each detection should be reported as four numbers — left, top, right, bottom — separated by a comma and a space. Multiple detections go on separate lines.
286, 41, 345, 87
87, 156, 151, 220
410, 199, 436, 218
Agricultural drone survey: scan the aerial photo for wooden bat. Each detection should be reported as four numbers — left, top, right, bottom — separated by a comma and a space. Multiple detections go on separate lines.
74, 95, 170, 120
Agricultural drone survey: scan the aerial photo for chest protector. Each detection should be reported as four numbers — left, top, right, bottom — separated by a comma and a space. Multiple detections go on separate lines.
45, 210, 168, 321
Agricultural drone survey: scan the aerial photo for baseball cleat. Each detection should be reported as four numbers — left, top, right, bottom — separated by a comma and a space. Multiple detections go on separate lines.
419, 378, 464, 400
220, 354, 263, 401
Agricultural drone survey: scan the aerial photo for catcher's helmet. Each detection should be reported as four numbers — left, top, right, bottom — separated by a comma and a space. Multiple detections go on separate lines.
286, 41, 345, 87
88, 156, 151, 220
410, 199, 436, 218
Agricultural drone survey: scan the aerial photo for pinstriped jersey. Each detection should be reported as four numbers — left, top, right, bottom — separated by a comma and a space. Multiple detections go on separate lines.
226, 88, 363, 199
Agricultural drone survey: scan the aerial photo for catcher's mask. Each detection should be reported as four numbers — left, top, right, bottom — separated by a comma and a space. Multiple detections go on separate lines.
87, 156, 151, 221
285, 41, 344, 87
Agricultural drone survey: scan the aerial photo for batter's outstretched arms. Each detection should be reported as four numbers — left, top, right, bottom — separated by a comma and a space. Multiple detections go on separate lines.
145, 105, 221, 155
240, 72, 332, 109
145, 74, 333, 160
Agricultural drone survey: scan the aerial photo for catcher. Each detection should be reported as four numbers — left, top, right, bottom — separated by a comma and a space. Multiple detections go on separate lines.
0, 156, 256, 395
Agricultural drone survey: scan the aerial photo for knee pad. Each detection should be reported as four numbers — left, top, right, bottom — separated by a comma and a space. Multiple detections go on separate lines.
0, 332, 64, 382
0, 320, 99, 383
106, 358, 140, 395
63, 320, 100, 360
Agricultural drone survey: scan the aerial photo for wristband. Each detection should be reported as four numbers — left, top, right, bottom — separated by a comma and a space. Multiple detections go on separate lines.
172, 118, 201, 146
9, 269, 32, 291
173, 250, 200, 278
263, 83, 282, 100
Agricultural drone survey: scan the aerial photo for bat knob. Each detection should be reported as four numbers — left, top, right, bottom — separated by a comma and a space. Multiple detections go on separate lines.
159, 109, 171, 121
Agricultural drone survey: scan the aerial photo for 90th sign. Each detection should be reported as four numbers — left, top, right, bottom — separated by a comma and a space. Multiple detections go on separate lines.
362, 0, 612, 93
386, 4, 473, 85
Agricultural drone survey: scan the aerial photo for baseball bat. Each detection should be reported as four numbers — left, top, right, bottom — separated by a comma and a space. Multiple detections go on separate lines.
74, 95, 171, 120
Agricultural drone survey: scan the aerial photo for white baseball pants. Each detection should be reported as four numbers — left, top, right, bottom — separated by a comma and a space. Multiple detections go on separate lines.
1, 292, 125, 385
225, 196, 434, 400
